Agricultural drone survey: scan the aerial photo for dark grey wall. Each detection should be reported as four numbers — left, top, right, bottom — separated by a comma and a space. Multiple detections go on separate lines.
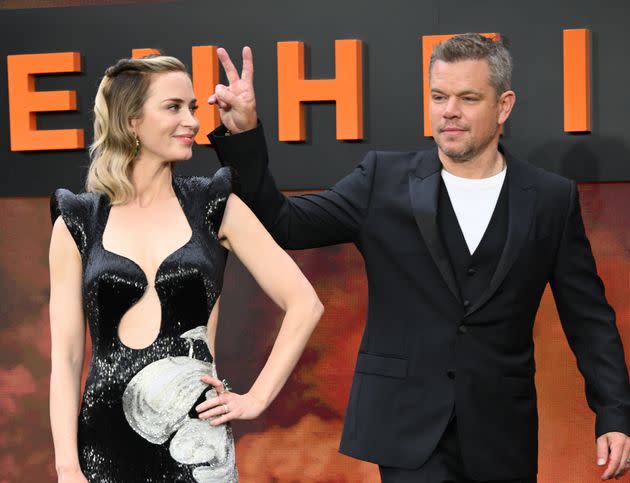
2, 0, 630, 195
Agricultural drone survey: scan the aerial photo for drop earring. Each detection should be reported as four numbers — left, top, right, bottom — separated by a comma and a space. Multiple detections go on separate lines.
133, 134, 141, 157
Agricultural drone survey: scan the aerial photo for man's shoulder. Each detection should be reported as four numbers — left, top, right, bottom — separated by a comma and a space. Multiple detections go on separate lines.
506, 153, 577, 217
508, 152, 573, 191
367, 147, 437, 174
370, 147, 435, 161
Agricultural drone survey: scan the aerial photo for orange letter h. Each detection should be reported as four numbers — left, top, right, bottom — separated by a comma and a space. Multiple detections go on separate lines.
277, 39, 363, 142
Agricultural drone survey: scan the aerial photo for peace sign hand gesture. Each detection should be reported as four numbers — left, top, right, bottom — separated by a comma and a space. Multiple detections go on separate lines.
208, 46, 258, 134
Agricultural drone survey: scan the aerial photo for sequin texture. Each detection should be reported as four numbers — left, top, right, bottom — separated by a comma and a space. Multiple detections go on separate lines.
50, 168, 238, 482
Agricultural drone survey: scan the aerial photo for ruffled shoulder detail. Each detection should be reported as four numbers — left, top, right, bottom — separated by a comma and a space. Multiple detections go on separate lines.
50, 189, 99, 256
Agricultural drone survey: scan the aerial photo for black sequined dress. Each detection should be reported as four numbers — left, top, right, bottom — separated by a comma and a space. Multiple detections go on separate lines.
50, 168, 238, 483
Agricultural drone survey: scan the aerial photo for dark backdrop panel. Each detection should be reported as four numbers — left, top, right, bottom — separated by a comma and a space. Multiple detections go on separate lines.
1, 0, 630, 196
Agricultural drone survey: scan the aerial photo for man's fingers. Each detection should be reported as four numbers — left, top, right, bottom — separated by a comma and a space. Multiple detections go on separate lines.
215, 85, 238, 109
217, 47, 240, 85
210, 85, 231, 111
603, 440, 624, 479
208, 94, 232, 110
241, 46, 254, 84
598, 436, 610, 466
615, 440, 630, 478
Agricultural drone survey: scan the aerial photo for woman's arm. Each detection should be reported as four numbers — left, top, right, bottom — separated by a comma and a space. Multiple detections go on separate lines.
49, 217, 88, 482
196, 193, 324, 424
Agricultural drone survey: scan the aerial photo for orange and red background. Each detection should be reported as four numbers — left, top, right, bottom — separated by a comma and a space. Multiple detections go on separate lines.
2, 1, 630, 482
2, 183, 629, 482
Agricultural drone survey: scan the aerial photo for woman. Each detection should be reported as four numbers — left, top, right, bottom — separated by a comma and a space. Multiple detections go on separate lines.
48, 55, 323, 482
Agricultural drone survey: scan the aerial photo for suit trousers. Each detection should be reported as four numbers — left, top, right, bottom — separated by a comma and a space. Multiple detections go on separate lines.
378, 416, 537, 483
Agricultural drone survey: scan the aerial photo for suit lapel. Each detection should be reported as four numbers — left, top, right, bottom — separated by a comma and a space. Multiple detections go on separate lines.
467, 155, 536, 315
409, 149, 461, 303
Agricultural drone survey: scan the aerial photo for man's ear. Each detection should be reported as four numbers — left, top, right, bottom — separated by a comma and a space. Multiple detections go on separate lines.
498, 90, 516, 125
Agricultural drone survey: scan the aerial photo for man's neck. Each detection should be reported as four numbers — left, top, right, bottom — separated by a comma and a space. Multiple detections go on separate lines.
440, 148, 505, 180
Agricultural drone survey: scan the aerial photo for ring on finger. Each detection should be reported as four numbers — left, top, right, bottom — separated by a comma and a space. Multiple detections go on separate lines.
222, 403, 229, 415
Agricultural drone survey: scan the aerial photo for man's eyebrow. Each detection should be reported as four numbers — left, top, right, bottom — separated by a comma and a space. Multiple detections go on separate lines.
457, 89, 483, 96
429, 88, 484, 96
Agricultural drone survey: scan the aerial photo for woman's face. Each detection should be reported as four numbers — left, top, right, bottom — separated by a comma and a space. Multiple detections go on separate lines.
131, 71, 199, 164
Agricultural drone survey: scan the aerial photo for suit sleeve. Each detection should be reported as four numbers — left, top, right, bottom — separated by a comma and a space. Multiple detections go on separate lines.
550, 181, 630, 437
209, 123, 375, 249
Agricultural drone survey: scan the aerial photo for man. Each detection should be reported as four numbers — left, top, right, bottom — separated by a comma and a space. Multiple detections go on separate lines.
208, 34, 630, 482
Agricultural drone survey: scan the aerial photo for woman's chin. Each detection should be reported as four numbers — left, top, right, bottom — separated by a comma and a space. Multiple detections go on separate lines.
173, 150, 194, 162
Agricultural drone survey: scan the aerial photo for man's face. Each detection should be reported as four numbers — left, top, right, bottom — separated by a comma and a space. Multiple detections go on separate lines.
429, 59, 513, 164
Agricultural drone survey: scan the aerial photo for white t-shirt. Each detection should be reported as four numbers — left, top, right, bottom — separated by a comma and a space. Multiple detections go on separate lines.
441, 167, 507, 255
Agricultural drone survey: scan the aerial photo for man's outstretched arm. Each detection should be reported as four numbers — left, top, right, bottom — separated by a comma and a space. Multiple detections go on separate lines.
208, 47, 375, 250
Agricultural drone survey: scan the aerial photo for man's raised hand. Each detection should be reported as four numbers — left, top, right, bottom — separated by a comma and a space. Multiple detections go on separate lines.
208, 46, 257, 134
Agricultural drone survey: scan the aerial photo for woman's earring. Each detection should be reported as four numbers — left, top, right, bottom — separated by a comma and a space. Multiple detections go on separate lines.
133, 135, 141, 157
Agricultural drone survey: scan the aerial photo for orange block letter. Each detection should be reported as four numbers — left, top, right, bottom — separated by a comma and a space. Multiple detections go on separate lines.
421, 33, 499, 137
131, 48, 161, 58
191, 46, 219, 145
277, 39, 363, 142
563, 29, 591, 132
7, 52, 84, 151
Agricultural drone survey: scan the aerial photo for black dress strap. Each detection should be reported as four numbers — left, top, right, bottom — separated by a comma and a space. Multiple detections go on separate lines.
50, 189, 99, 256
175, 167, 239, 239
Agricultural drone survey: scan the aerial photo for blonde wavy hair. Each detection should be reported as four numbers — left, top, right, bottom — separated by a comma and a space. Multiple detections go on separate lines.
87, 55, 188, 204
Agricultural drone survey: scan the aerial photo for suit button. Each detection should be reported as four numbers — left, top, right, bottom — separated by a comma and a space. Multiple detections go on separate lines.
467, 267, 477, 276
463, 300, 470, 308
458, 324, 467, 334
447, 370, 456, 379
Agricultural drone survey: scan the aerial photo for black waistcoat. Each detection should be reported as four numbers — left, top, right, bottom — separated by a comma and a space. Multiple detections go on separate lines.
437, 173, 509, 309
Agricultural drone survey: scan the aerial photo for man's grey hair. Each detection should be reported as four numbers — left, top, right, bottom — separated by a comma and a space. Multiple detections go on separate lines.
429, 33, 513, 96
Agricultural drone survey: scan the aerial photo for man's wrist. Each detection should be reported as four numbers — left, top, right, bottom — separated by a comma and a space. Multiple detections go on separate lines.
230, 114, 258, 135
223, 119, 260, 136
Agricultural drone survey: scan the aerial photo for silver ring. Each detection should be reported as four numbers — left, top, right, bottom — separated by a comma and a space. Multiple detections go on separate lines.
222, 403, 229, 415
626, 458, 630, 464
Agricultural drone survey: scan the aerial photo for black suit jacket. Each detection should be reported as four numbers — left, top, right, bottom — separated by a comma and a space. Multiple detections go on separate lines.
210, 124, 630, 480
